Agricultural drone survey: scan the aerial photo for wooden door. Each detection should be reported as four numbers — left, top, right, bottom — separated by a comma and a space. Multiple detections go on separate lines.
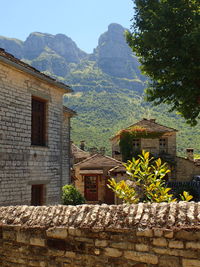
31, 184, 44, 206
84, 175, 98, 201
105, 177, 115, 204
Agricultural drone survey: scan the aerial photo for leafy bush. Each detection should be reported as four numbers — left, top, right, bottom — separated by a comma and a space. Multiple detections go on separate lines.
62, 185, 85, 205
108, 150, 193, 203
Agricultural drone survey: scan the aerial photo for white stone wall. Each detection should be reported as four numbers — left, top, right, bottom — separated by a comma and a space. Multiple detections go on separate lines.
0, 61, 71, 205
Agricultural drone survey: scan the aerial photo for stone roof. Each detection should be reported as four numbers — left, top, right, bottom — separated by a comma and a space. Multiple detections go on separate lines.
111, 118, 178, 140
109, 165, 126, 174
0, 202, 199, 230
0, 48, 72, 92
63, 106, 77, 117
74, 153, 123, 169
71, 143, 90, 160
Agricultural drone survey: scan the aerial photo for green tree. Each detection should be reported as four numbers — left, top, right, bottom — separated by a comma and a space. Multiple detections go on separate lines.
126, 0, 200, 125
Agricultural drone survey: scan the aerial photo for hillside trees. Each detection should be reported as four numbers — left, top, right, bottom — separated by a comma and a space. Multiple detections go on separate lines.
126, 0, 200, 125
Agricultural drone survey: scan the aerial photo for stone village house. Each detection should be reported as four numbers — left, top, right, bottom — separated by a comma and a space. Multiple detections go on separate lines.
73, 151, 124, 204
0, 49, 75, 206
111, 118, 200, 182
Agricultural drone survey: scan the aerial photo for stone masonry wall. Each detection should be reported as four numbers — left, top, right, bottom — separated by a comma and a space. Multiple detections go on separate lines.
0, 203, 200, 266
0, 60, 70, 205
176, 157, 200, 181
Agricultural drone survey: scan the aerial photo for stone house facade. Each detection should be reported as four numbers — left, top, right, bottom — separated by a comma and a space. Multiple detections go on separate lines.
0, 48, 75, 206
111, 118, 177, 162
74, 153, 123, 204
111, 118, 200, 181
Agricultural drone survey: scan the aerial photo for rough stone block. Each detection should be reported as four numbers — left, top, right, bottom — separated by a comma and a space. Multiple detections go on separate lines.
65, 251, 76, 258
175, 230, 200, 241
182, 259, 200, 267
16, 231, 30, 244
164, 230, 174, 239
30, 237, 45, 247
68, 228, 82, 237
154, 229, 163, 237
186, 241, 200, 249
135, 244, 149, 252
136, 230, 153, 237
153, 237, 167, 247
46, 227, 68, 239
168, 240, 184, 249
159, 255, 180, 267
124, 251, 158, 265
95, 239, 108, 247
111, 242, 129, 249
104, 247, 123, 257
2, 229, 16, 241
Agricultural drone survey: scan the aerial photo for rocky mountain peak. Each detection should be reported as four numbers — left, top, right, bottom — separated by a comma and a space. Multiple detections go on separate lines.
93, 23, 139, 79
23, 32, 87, 63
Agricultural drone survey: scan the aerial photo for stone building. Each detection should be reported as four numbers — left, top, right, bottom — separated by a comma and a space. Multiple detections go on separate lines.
0, 48, 75, 206
111, 118, 177, 162
71, 142, 90, 165
111, 118, 200, 181
74, 154, 123, 204
176, 149, 200, 181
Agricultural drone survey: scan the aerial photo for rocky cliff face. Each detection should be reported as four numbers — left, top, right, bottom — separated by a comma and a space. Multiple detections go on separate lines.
0, 36, 23, 59
23, 32, 87, 62
93, 23, 141, 79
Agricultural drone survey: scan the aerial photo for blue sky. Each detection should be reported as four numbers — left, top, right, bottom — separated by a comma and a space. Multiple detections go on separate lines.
1, 0, 134, 53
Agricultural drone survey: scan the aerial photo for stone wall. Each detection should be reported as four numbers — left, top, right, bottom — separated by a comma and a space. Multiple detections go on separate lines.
176, 157, 200, 181
0, 59, 71, 205
0, 203, 200, 266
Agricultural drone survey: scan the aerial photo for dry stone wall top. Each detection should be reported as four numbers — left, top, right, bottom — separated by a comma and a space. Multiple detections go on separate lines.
0, 202, 200, 230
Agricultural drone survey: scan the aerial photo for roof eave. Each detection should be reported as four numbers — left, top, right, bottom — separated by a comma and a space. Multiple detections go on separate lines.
0, 55, 73, 93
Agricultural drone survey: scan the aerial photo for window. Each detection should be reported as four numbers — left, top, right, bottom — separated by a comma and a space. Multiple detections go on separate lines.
31, 97, 46, 146
159, 138, 167, 153
133, 139, 140, 149
31, 184, 45, 206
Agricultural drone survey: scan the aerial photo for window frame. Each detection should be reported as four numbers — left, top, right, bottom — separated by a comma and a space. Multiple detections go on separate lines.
132, 138, 140, 149
31, 96, 47, 146
159, 138, 168, 153
31, 184, 46, 206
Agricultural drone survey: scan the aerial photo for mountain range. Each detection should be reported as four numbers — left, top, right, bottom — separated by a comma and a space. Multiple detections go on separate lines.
0, 23, 199, 156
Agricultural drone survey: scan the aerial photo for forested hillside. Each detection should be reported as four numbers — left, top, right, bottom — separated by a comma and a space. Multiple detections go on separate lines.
0, 23, 199, 156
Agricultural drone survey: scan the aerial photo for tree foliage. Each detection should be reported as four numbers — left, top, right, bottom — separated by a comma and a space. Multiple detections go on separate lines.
108, 150, 193, 203
126, 0, 200, 125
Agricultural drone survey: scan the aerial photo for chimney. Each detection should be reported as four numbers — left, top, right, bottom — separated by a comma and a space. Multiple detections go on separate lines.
80, 140, 85, 151
99, 147, 106, 156
186, 148, 194, 161
89, 147, 98, 156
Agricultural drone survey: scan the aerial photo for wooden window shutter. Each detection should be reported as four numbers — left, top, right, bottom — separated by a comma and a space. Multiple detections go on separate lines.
31, 97, 46, 146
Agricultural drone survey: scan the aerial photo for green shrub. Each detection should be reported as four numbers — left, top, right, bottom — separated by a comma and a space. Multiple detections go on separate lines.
62, 185, 85, 205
